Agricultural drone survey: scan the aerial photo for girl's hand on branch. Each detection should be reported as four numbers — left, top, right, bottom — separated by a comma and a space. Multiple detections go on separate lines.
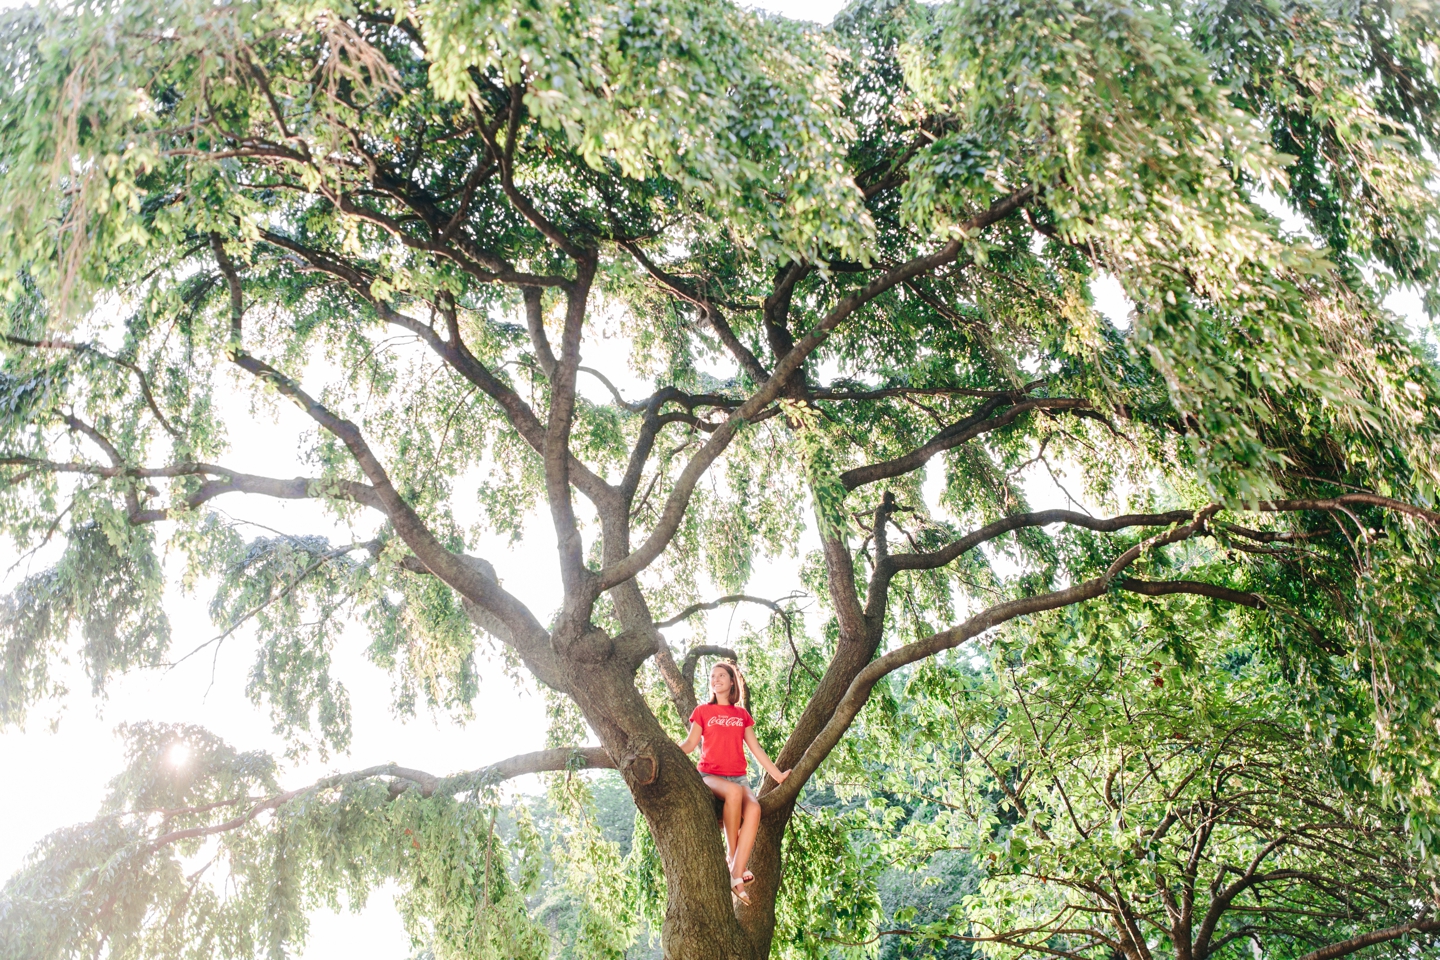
772, 769, 791, 783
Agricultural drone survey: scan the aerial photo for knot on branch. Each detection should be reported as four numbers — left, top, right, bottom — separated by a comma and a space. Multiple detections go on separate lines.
453, 554, 519, 646
456, 553, 498, 582
620, 742, 659, 786
556, 626, 615, 664
385, 767, 441, 798
613, 626, 661, 666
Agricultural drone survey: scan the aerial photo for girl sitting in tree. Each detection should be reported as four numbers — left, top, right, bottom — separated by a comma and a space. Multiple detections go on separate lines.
676, 660, 790, 905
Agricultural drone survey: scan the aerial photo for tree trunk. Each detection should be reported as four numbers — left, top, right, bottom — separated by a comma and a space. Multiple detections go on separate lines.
737, 798, 795, 958
561, 658, 763, 959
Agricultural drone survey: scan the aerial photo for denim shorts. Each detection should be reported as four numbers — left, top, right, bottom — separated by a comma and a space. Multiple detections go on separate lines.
705, 773, 751, 786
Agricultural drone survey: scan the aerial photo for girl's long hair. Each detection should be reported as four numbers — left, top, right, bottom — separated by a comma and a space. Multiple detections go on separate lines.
706, 660, 747, 708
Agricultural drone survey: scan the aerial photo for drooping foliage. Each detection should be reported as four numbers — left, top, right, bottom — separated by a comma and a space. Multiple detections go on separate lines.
0, 521, 169, 725
833, 597, 1437, 958
3, 0, 1440, 957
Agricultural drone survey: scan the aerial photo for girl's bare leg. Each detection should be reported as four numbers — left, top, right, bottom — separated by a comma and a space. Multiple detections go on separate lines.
703, 776, 744, 861
729, 789, 762, 881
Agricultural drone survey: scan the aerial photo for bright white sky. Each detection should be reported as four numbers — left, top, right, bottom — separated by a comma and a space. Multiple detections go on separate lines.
0, 1, 1432, 956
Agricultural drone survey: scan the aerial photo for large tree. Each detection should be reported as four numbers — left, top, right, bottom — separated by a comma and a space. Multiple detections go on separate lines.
3, 0, 1440, 957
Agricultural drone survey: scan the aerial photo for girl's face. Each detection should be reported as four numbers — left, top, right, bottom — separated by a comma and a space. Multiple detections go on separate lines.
710, 665, 734, 703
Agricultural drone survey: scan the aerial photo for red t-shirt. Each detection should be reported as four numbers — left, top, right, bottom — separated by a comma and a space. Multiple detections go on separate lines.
689, 703, 754, 777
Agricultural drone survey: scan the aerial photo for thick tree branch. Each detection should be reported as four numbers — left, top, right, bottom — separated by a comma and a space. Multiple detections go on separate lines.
618, 395, 678, 507
524, 286, 556, 378
762, 261, 810, 374
1117, 578, 1265, 609
840, 396, 1091, 490
1293, 918, 1440, 960
818, 507, 868, 639
764, 508, 1217, 811
544, 256, 599, 597
651, 634, 697, 720
1195, 840, 1332, 960
210, 235, 550, 659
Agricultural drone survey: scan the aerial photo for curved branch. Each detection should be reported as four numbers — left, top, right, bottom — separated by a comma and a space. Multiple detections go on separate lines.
765, 508, 1215, 811
1261, 494, 1440, 525
840, 396, 1091, 491
680, 644, 740, 693
885, 494, 1440, 584
656, 594, 797, 629
145, 747, 613, 852
3, 334, 182, 439
1295, 918, 1440, 960
885, 509, 1197, 574
1117, 578, 1265, 609
579, 366, 645, 413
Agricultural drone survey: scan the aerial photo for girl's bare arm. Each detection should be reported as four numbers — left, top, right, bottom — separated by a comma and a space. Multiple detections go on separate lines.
744, 727, 790, 782
678, 722, 702, 755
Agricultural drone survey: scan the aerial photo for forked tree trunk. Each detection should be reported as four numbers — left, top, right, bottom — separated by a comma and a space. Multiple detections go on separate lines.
560, 659, 766, 959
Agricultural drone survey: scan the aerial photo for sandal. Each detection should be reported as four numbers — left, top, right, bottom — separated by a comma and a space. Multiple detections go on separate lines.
730, 875, 752, 906
742, 870, 754, 883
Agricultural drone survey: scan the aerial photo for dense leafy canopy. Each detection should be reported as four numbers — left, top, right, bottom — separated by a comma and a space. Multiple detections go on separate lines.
3, 0, 1440, 957
842, 606, 1435, 959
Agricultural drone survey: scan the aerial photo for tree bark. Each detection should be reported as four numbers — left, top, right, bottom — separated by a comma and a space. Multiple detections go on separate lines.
739, 797, 796, 958
558, 656, 761, 959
